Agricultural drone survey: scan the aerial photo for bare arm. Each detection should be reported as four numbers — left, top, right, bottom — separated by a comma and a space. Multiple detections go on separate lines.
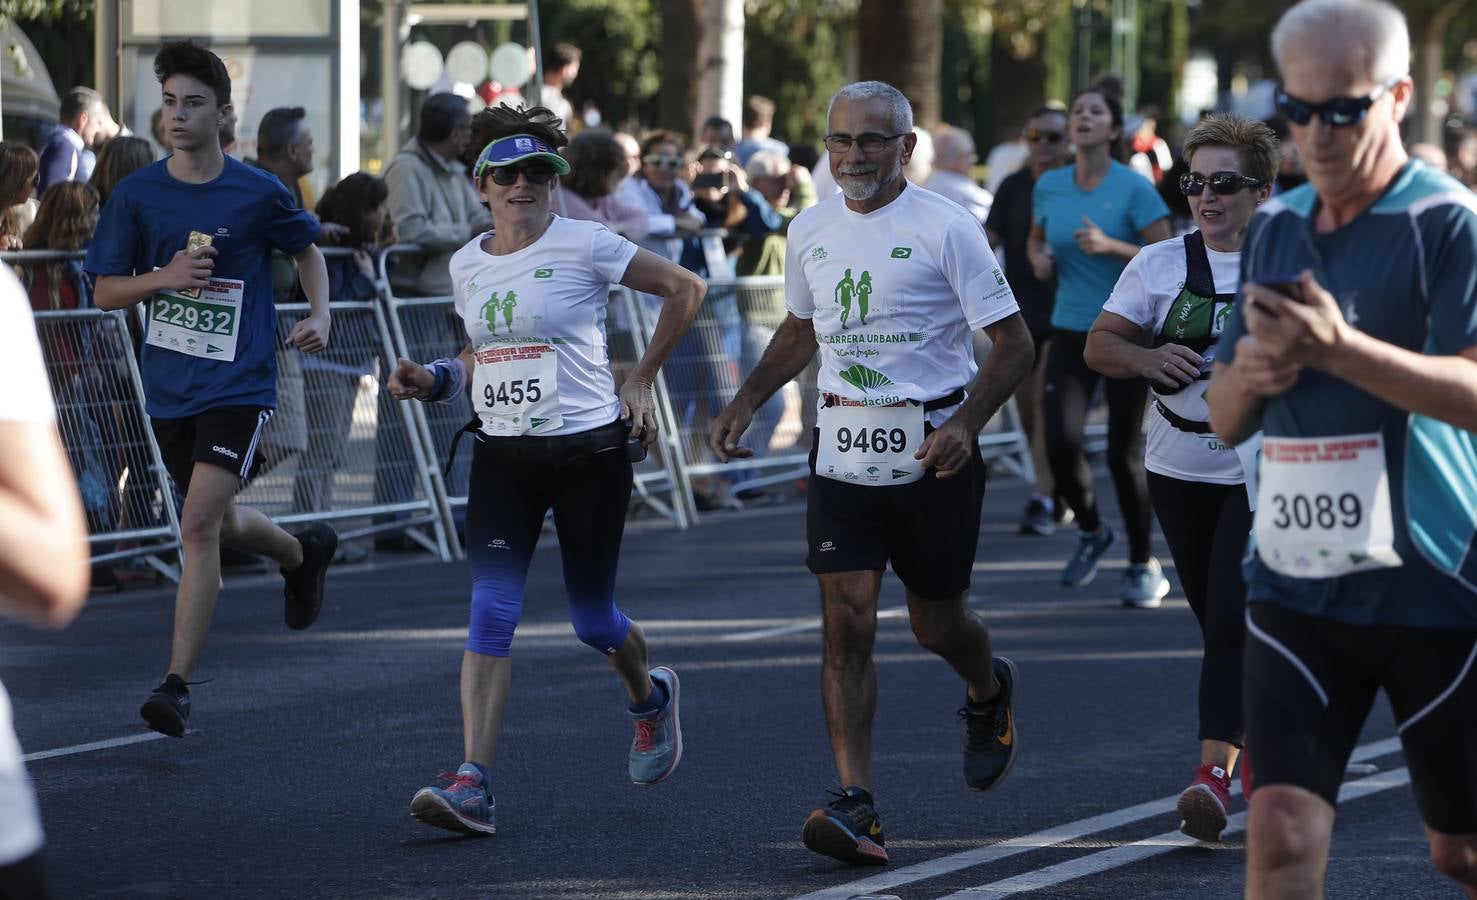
1027, 218, 1054, 281
94, 246, 216, 310
0, 421, 88, 628
1085, 310, 1203, 389
709, 313, 818, 460
285, 243, 331, 353
618, 248, 706, 443
1074, 216, 1171, 263
918, 312, 1034, 477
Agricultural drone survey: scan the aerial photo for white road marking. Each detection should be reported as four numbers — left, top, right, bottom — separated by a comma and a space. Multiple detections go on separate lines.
940, 767, 1412, 897
789, 736, 1403, 900
23, 731, 175, 762
720, 607, 908, 642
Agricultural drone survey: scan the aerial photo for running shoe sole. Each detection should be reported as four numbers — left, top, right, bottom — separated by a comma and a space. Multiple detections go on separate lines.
139, 695, 186, 738
1177, 783, 1228, 842
968, 656, 1020, 793
1122, 576, 1170, 609
284, 523, 337, 630
632, 666, 682, 785
409, 789, 496, 836
801, 809, 888, 865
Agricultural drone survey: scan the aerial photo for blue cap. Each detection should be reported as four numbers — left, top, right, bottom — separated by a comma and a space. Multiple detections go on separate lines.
473, 133, 570, 179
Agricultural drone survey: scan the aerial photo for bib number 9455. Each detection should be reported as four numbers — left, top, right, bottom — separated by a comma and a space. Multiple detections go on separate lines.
836, 426, 907, 455
482, 378, 543, 407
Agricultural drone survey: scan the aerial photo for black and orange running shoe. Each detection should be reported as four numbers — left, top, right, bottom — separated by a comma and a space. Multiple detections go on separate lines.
802, 787, 888, 866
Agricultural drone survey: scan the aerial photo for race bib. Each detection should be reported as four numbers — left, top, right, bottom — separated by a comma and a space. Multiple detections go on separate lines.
472, 339, 563, 436
145, 277, 245, 361
816, 400, 925, 486
1254, 433, 1402, 578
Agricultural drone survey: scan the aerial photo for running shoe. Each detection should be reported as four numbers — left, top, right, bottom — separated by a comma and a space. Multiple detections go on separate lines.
1054, 499, 1075, 528
1121, 558, 1170, 609
629, 666, 682, 785
282, 522, 338, 630
139, 674, 190, 737
410, 763, 496, 835
1178, 763, 1232, 842
802, 787, 888, 865
960, 656, 1020, 792
1018, 496, 1055, 536
1061, 526, 1116, 587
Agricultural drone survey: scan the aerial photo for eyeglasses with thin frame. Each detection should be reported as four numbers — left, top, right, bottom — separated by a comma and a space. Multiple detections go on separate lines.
642, 154, 683, 169
1275, 76, 1402, 127
488, 163, 556, 186
1025, 129, 1065, 145
1178, 170, 1265, 197
823, 132, 908, 154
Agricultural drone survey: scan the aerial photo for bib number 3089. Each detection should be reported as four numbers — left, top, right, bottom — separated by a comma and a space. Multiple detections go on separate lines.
482, 378, 543, 407
1268, 491, 1362, 531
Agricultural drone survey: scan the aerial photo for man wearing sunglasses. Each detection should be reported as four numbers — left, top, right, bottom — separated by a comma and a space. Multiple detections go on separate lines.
1207, 1, 1477, 896
710, 80, 1033, 867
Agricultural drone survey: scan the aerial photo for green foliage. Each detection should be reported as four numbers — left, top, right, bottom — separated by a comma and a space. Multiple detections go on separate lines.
0, 0, 91, 22
744, 0, 851, 146
540, 0, 663, 130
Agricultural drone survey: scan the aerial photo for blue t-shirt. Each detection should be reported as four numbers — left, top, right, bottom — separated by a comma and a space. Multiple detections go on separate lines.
1219, 161, 1477, 628
1033, 161, 1169, 332
84, 157, 320, 418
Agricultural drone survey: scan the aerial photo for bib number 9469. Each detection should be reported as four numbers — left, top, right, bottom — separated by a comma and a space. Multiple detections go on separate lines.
482, 378, 542, 407
1269, 492, 1362, 531
836, 426, 907, 455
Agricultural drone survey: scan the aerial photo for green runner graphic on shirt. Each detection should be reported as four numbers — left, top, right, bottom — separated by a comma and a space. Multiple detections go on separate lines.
480, 290, 521, 335
835, 268, 856, 329
481, 293, 502, 334
855, 271, 872, 325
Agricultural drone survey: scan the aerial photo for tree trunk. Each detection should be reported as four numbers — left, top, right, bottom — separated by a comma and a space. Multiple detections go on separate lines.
1412, 0, 1466, 145
696, 0, 745, 140
857, 0, 942, 129
658, 0, 703, 138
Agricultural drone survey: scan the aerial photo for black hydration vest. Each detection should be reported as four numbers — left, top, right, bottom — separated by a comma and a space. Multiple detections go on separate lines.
1151, 231, 1236, 398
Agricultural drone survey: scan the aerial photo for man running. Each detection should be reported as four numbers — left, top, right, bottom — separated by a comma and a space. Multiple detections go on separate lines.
1207, 1, 1477, 895
710, 80, 1033, 866
86, 40, 338, 737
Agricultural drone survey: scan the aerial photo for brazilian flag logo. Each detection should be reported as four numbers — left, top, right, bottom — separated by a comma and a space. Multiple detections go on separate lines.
890, 247, 912, 259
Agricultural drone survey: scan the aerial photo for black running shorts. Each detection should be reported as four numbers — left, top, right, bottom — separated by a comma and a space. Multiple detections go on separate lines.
806, 429, 987, 601
1244, 601, 1477, 834
151, 405, 273, 495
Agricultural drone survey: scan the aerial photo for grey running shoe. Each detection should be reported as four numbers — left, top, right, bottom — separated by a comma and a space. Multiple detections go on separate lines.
1061, 526, 1116, 586
1018, 497, 1054, 536
410, 763, 496, 835
1122, 558, 1170, 609
629, 667, 682, 784
960, 657, 1020, 792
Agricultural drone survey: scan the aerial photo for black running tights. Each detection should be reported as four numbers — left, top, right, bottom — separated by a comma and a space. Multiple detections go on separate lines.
1147, 473, 1251, 745
1043, 328, 1153, 563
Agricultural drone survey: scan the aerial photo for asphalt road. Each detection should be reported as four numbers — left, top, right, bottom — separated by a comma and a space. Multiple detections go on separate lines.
2, 474, 1459, 899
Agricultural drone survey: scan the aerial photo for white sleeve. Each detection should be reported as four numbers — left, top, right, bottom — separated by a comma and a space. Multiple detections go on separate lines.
783, 231, 814, 319
0, 270, 55, 423
941, 213, 1019, 329
1102, 247, 1155, 328
589, 224, 639, 283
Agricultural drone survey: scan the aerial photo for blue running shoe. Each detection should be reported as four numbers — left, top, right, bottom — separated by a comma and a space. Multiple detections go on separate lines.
410, 764, 496, 835
1061, 526, 1116, 587
802, 788, 888, 865
629, 667, 682, 785
1122, 558, 1170, 608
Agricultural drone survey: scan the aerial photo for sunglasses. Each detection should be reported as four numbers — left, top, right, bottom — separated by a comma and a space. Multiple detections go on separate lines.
823, 132, 907, 154
1275, 76, 1401, 127
643, 154, 683, 169
1025, 129, 1064, 145
1178, 171, 1264, 197
488, 163, 556, 186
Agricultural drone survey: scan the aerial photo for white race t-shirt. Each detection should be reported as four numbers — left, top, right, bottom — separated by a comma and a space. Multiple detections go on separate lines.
0, 266, 50, 865
1103, 235, 1245, 484
449, 217, 639, 436
785, 184, 1019, 425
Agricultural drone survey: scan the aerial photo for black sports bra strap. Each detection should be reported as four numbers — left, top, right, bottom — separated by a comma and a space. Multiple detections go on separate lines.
1182, 231, 1217, 299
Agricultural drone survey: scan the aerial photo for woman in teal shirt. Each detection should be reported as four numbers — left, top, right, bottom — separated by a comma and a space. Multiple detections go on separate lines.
1027, 86, 1171, 605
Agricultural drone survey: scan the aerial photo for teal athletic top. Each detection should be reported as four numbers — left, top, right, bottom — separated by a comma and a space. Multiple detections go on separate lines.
1033, 160, 1169, 332
1219, 161, 1477, 628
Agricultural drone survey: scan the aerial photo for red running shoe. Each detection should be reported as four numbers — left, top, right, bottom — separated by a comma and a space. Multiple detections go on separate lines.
1177, 763, 1232, 842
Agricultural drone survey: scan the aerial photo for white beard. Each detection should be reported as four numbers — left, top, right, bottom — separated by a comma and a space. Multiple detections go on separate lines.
837, 157, 902, 202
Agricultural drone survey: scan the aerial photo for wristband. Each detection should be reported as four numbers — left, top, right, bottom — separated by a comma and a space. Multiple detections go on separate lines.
424, 362, 449, 402
424, 357, 467, 403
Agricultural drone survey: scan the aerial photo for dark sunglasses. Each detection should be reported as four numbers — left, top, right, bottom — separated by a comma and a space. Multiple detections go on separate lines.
1275, 76, 1401, 127
1025, 129, 1064, 144
642, 154, 682, 169
1179, 171, 1264, 197
488, 164, 556, 186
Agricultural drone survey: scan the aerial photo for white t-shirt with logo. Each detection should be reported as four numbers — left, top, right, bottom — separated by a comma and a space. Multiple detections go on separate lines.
0, 267, 51, 865
1102, 235, 1245, 484
784, 184, 1020, 426
449, 217, 639, 437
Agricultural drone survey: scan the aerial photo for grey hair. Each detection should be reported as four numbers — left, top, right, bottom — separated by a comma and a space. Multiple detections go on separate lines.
745, 150, 790, 180
826, 81, 914, 134
1271, 0, 1410, 84
931, 125, 975, 166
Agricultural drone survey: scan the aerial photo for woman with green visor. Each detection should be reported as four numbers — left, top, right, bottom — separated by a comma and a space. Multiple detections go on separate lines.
386, 105, 705, 835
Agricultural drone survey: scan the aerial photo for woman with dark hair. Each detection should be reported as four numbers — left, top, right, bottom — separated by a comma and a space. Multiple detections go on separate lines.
88, 136, 156, 210
387, 105, 705, 835
0, 142, 40, 250
1027, 85, 1173, 605
557, 129, 653, 239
